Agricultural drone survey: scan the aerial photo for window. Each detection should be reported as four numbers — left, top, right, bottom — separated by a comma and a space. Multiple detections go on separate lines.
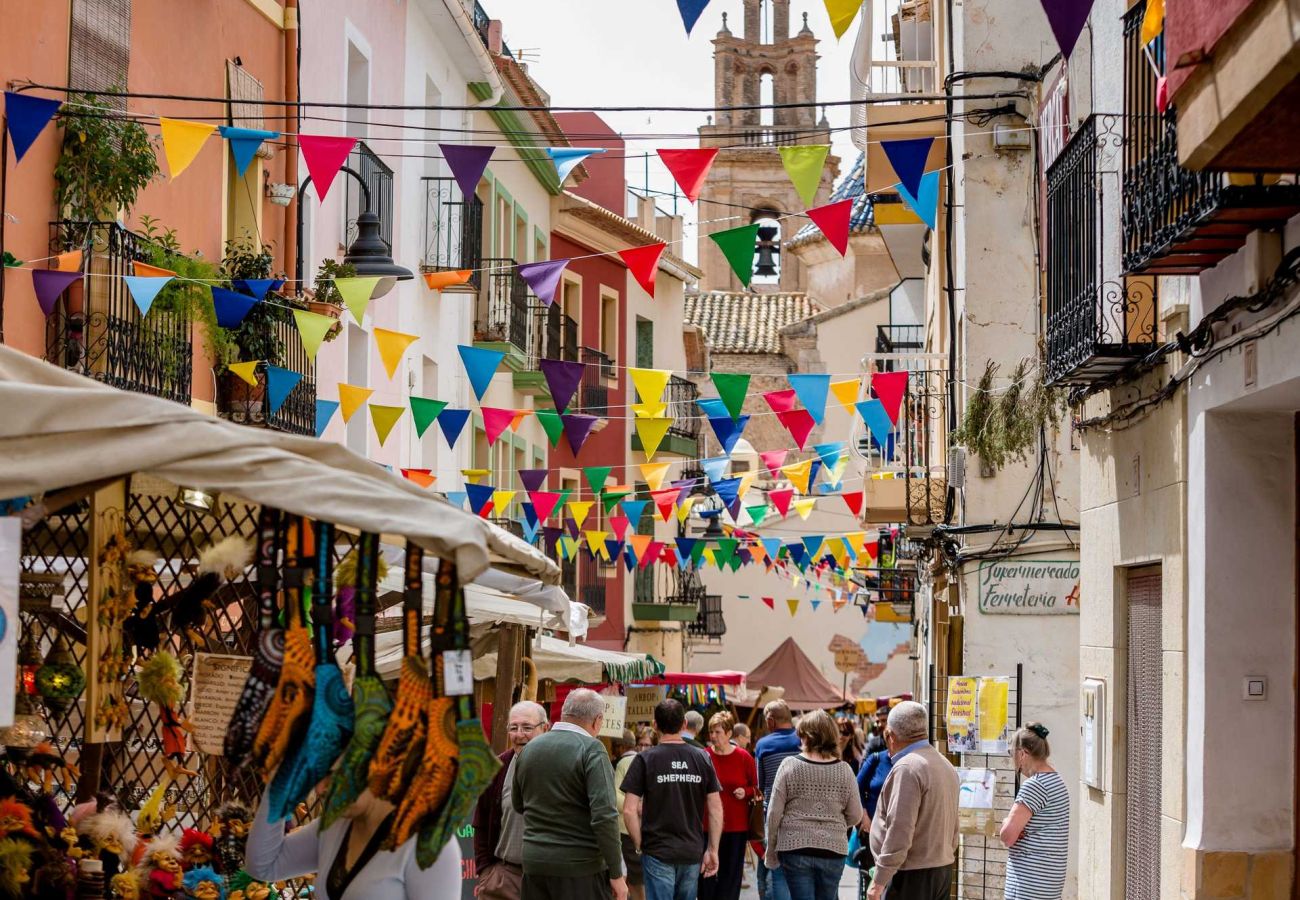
345, 39, 369, 139
346, 323, 369, 456
69, 0, 130, 110
600, 291, 619, 366
760, 71, 775, 127
515, 214, 528, 262
562, 278, 582, 326
635, 317, 654, 368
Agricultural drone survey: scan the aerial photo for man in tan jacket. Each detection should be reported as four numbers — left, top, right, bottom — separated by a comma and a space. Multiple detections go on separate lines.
867, 701, 959, 900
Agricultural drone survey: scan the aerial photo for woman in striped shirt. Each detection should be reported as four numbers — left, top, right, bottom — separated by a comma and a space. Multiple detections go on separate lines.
999, 723, 1070, 900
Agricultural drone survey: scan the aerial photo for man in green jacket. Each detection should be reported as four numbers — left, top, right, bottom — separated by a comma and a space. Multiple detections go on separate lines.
512, 687, 628, 900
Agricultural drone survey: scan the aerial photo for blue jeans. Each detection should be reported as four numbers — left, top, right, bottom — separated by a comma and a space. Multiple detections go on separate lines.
642, 854, 701, 900
765, 864, 790, 900
776, 852, 845, 900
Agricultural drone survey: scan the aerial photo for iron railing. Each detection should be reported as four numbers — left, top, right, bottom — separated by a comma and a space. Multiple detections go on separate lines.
532, 302, 579, 362
216, 313, 318, 436
471, 0, 514, 58
45, 221, 192, 404
477, 259, 531, 353
343, 141, 395, 251
1046, 115, 1159, 384
876, 324, 923, 353
578, 553, 605, 615
580, 346, 610, 415
688, 590, 726, 640
666, 375, 702, 442
421, 176, 483, 288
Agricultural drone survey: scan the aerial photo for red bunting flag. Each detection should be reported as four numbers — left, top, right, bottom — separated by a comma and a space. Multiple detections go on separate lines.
769, 488, 795, 518
807, 198, 853, 256
609, 515, 630, 542
758, 449, 789, 478
529, 491, 562, 521
841, 491, 864, 516
299, 134, 358, 201
652, 488, 680, 522
777, 408, 816, 450
657, 148, 718, 203
763, 389, 798, 413
871, 371, 909, 424
762, 597, 776, 610
619, 243, 667, 298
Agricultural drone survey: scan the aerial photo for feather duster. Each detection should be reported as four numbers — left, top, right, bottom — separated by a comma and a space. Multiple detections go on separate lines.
165, 538, 252, 640
137, 653, 185, 708
0, 837, 34, 899
181, 867, 225, 900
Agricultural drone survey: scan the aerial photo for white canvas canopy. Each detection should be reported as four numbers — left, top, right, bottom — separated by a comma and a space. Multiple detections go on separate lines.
470, 632, 664, 685
0, 345, 558, 583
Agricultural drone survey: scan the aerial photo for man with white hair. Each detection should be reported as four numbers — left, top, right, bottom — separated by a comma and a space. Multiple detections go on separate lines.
866, 701, 959, 900
512, 688, 627, 900
474, 700, 549, 899
682, 709, 706, 749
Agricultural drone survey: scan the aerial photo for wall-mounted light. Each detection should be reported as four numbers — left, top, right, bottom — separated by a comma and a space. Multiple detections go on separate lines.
178, 487, 218, 513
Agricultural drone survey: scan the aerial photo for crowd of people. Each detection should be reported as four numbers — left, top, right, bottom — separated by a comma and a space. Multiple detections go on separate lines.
466, 690, 1070, 900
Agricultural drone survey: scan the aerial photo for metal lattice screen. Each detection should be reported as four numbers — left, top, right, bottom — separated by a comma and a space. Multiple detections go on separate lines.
1125, 568, 1163, 900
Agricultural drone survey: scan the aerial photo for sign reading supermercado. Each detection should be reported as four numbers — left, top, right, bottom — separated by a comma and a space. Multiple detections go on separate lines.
977, 559, 1080, 614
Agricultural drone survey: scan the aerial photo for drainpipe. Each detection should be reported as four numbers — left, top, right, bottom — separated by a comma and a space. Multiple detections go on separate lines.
442, 0, 506, 108
283, 0, 300, 284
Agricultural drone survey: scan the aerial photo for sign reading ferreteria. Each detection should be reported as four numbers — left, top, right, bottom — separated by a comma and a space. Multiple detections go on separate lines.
977, 559, 1080, 614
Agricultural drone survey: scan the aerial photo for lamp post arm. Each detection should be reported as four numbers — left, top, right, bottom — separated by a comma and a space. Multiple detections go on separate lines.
297, 165, 371, 211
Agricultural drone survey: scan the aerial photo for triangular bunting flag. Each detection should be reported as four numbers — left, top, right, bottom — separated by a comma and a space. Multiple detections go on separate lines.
368, 404, 405, 446
676, 0, 711, 34
793, 497, 817, 520
159, 118, 216, 178
635, 417, 673, 461
466, 483, 495, 517
882, 138, 934, 201
857, 399, 895, 448
210, 287, 258, 329
787, 599, 799, 617
814, 441, 847, 471
530, 491, 562, 521
424, 269, 473, 290
629, 368, 672, 404
802, 536, 825, 560
231, 279, 279, 301
264, 365, 302, 417
711, 372, 750, 422
807, 198, 853, 256
440, 143, 495, 200
701, 456, 729, 484
546, 147, 605, 182
315, 399, 339, 438
437, 408, 471, 448
657, 148, 718, 202
769, 488, 794, 517
842, 491, 865, 516
639, 462, 671, 492
338, 384, 374, 423
824, 0, 864, 37
1040, 0, 1098, 57
4, 92, 62, 162
632, 401, 669, 418
708, 414, 749, 456
709, 223, 761, 287
539, 358, 585, 413
619, 244, 666, 298
621, 499, 650, 524
227, 361, 260, 387
713, 476, 742, 509
123, 276, 172, 317
300, 134, 359, 200
762, 597, 776, 610
219, 125, 279, 176
518, 259, 570, 307
568, 501, 594, 528
652, 488, 679, 522
585, 531, 610, 558
897, 170, 940, 231
519, 469, 549, 493
446, 492, 469, 511
762, 538, 784, 560
777, 408, 816, 450
562, 413, 599, 455
373, 328, 418, 379
536, 407, 565, 447
747, 505, 769, 527
788, 373, 831, 424
583, 466, 613, 495
483, 407, 515, 446
759, 449, 789, 477
133, 261, 176, 278
402, 469, 437, 489
764, 389, 798, 413
779, 145, 830, 206
292, 308, 336, 359
334, 276, 382, 325
830, 378, 860, 415
409, 397, 448, 438
781, 459, 815, 494
871, 371, 909, 424
458, 344, 504, 401
491, 490, 516, 517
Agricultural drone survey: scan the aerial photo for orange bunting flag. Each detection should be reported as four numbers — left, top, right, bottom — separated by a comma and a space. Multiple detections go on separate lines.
373, 328, 419, 379
830, 378, 861, 415
423, 269, 473, 291
133, 260, 176, 278
54, 250, 83, 272
402, 469, 437, 488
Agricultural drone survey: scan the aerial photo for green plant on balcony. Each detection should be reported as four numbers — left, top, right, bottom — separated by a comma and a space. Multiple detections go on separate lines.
303, 257, 354, 343
951, 358, 1066, 472
54, 91, 160, 223
218, 235, 291, 367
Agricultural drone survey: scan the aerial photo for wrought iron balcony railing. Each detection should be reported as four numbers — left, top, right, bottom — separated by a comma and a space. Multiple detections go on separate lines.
45, 221, 192, 405
477, 259, 531, 354
666, 375, 701, 442
1121, 3, 1300, 275
343, 141, 395, 251
1046, 115, 1159, 385
580, 346, 611, 416
856, 364, 949, 526
876, 324, 923, 354
421, 176, 483, 289
688, 590, 726, 641
532, 302, 579, 363
216, 312, 318, 436
578, 553, 605, 615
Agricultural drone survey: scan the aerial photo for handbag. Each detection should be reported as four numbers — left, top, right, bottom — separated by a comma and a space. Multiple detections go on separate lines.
747, 796, 765, 842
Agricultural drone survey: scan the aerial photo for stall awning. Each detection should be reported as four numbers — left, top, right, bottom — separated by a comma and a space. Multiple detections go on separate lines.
633, 671, 747, 687
0, 346, 558, 584
472, 633, 665, 685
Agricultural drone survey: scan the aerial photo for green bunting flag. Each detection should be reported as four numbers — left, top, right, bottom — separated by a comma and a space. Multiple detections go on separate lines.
709, 223, 761, 287
779, 146, 830, 207
409, 397, 448, 438
711, 372, 751, 422
536, 407, 565, 448
584, 466, 612, 495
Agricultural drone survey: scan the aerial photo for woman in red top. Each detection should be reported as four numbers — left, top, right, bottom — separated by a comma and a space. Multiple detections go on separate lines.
699, 711, 757, 900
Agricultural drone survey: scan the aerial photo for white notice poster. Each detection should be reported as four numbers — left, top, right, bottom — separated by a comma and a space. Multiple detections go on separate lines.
0, 518, 19, 727
189, 653, 253, 755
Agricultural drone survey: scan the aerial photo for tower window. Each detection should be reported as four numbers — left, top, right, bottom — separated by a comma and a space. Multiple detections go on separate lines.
760, 71, 775, 128
752, 212, 781, 284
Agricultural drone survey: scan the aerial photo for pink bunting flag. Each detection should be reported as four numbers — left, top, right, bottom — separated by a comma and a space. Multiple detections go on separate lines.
807, 198, 853, 256
518, 259, 570, 307
608, 515, 630, 542
482, 407, 515, 446
31, 270, 83, 316
619, 243, 667, 298
871, 371, 909, 424
657, 148, 719, 203
758, 449, 789, 478
763, 389, 798, 413
777, 408, 816, 450
842, 491, 865, 516
299, 134, 358, 201
639, 541, 663, 569
529, 491, 562, 522
652, 488, 680, 522
769, 488, 795, 518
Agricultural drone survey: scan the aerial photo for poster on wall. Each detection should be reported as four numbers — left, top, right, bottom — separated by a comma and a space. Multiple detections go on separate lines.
957, 767, 999, 836
977, 676, 1011, 753
945, 674, 1013, 755
0, 518, 19, 728
977, 558, 1080, 614
945, 677, 978, 753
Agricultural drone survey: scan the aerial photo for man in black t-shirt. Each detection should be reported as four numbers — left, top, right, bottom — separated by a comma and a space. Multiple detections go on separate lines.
621, 699, 723, 900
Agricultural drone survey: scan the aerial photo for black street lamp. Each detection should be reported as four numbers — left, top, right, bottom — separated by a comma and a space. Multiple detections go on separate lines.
298, 165, 413, 294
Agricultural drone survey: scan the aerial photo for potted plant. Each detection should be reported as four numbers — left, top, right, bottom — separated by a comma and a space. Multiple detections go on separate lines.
303, 258, 354, 342
213, 236, 292, 425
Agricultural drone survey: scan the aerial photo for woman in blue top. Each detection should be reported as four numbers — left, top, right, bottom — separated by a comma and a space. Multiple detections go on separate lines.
1000, 723, 1070, 900
852, 739, 892, 885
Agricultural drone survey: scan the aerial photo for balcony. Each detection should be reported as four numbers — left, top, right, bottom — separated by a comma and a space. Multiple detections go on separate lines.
513, 302, 579, 396
687, 591, 726, 642
1046, 115, 1160, 385
421, 176, 483, 290
343, 141, 395, 252
631, 375, 701, 458
578, 553, 605, 615
857, 364, 948, 526
580, 347, 611, 417
1121, 4, 1300, 275
475, 259, 532, 364
216, 312, 318, 436
44, 221, 192, 405
633, 568, 715, 627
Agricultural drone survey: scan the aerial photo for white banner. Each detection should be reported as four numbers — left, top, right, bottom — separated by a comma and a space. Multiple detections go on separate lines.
0, 518, 18, 727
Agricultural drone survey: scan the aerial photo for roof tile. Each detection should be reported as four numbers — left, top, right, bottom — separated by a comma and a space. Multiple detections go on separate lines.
684, 291, 823, 354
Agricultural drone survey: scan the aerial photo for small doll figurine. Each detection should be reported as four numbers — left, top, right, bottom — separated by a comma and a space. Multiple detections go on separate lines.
78, 808, 137, 879
143, 834, 182, 900
208, 802, 251, 876
137, 653, 197, 779
0, 798, 40, 840
224, 872, 271, 900
157, 538, 251, 645
110, 870, 144, 900
123, 550, 162, 658
181, 868, 224, 900
178, 830, 213, 872
0, 837, 33, 900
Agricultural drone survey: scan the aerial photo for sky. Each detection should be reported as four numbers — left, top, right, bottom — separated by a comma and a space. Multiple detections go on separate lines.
484, 0, 864, 262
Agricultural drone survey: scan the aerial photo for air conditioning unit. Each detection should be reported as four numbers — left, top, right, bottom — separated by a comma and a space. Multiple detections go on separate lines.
948, 446, 967, 490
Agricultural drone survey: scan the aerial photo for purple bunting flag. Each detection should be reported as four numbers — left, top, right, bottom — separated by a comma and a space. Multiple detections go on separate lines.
31, 270, 82, 316
562, 413, 599, 455
440, 143, 495, 200
540, 358, 585, 413
518, 259, 570, 307
519, 469, 549, 493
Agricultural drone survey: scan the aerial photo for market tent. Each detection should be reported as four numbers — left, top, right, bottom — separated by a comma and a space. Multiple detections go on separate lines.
746, 637, 850, 709
0, 345, 558, 583
378, 546, 571, 617
471, 632, 665, 685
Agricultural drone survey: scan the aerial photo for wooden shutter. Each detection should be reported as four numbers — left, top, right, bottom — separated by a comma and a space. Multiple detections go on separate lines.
68, 0, 131, 110
1125, 567, 1163, 900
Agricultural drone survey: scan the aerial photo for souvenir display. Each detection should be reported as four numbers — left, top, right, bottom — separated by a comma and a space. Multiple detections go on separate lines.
208, 803, 251, 877
136, 654, 196, 779
142, 834, 182, 900
178, 831, 212, 871
156, 538, 251, 646
180, 868, 223, 900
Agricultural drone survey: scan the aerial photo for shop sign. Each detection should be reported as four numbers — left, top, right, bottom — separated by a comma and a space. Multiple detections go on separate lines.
977, 559, 1080, 614
598, 694, 628, 738
626, 686, 664, 724
833, 649, 858, 674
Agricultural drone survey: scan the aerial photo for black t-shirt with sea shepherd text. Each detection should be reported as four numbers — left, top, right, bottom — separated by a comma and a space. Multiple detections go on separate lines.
620, 741, 722, 863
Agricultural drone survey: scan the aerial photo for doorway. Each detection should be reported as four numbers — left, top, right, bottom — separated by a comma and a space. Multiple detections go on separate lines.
1125, 565, 1162, 900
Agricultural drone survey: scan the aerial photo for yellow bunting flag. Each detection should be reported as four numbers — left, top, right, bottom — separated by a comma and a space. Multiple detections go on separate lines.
54, 250, 83, 272
787, 598, 800, 616
702, 548, 717, 568
462, 469, 490, 483
737, 471, 756, 501
568, 501, 594, 528
779, 145, 831, 207
423, 270, 472, 291
630, 401, 669, 418
159, 118, 216, 178
830, 378, 860, 416
338, 384, 374, 423
635, 416, 673, 461
676, 495, 698, 524
368, 404, 405, 446
492, 491, 516, 517
560, 536, 580, 560
226, 361, 260, 387
334, 277, 382, 325
793, 497, 817, 520
844, 532, 867, 555
1140, 0, 1165, 44
782, 459, 814, 494
823, 0, 863, 38
374, 327, 419, 379
292, 308, 337, 360
628, 368, 672, 404
639, 462, 671, 492
585, 531, 610, 558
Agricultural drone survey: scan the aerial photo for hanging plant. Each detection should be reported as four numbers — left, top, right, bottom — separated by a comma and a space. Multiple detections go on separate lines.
54, 91, 160, 222
951, 358, 1066, 471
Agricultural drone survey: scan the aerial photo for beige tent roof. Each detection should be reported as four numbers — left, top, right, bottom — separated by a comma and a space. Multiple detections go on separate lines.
747, 637, 850, 710
0, 345, 558, 584
472, 632, 664, 685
